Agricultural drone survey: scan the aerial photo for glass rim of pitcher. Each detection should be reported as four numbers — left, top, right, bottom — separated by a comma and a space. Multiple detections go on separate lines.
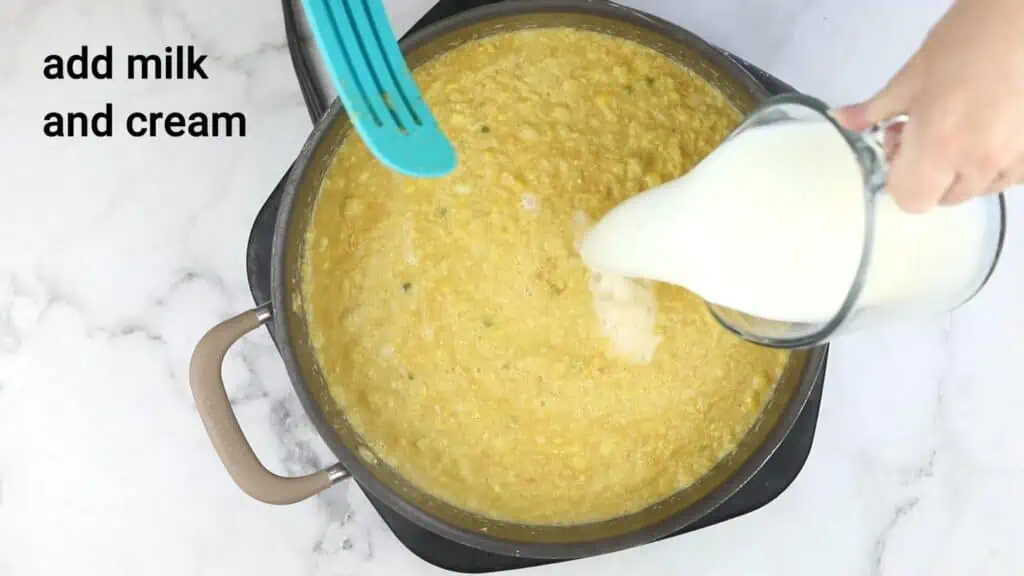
707, 92, 1008, 349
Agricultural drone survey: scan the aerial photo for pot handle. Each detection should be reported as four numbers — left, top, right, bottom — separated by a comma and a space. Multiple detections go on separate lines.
189, 304, 349, 504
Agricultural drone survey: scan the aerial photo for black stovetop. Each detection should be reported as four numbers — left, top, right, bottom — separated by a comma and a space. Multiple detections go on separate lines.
247, 1, 825, 572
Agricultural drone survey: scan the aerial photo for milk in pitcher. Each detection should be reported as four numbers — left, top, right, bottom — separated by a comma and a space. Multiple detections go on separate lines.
580, 116, 1000, 336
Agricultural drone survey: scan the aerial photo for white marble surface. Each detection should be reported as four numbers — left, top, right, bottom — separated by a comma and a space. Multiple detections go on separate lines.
1, 0, 1022, 575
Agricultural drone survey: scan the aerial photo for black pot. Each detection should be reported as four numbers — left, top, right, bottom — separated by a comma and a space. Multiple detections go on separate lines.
190, 0, 828, 560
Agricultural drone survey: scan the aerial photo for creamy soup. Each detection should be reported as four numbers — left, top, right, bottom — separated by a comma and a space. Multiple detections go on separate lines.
301, 28, 789, 525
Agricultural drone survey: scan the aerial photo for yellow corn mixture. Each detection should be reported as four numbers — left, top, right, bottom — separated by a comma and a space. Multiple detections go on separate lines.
301, 28, 789, 525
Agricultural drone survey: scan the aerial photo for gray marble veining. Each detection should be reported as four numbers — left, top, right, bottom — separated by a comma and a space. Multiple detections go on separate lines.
1, 0, 1022, 575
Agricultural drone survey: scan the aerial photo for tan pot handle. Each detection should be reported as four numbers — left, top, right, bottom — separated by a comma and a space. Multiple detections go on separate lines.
189, 305, 349, 504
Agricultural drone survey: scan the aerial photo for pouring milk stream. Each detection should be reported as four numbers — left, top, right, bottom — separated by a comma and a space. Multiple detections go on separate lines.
580, 95, 1005, 348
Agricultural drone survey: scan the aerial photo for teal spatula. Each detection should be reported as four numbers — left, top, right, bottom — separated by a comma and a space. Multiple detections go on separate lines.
302, 0, 457, 177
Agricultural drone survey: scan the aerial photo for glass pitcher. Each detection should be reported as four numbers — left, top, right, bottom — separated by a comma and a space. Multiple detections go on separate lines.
707, 93, 1006, 349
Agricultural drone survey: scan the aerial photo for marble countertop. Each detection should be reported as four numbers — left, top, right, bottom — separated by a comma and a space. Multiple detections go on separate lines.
2, 0, 1023, 574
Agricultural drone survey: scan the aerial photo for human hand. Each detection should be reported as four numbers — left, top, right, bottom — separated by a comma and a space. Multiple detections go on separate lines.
831, 0, 1024, 213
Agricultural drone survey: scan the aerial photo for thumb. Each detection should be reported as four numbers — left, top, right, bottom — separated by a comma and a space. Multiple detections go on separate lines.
831, 58, 921, 131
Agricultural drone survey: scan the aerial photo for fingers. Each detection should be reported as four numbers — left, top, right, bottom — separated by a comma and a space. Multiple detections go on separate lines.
848, 134, 1013, 211
939, 172, 987, 206
862, 61, 920, 125
830, 103, 873, 132
983, 154, 1024, 195
885, 117, 958, 213
832, 57, 922, 132
828, 52, 1019, 211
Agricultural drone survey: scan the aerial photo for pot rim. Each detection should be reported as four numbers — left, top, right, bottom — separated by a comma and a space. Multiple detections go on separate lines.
271, 0, 828, 559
